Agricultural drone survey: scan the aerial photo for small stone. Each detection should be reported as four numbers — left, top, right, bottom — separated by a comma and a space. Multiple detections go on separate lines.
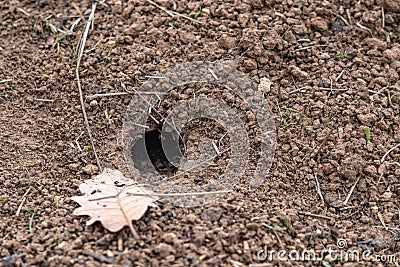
46, 36, 55, 47
243, 58, 257, 70
71, 238, 83, 249
357, 113, 376, 124
341, 155, 365, 179
281, 144, 291, 152
218, 34, 236, 50
289, 65, 308, 80
383, 46, 400, 62
364, 165, 376, 175
90, 99, 98, 107
364, 37, 387, 50
68, 163, 80, 172
201, 207, 223, 221
82, 164, 98, 175
310, 17, 329, 31
124, 22, 146, 36
186, 214, 197, 223
155, 243, 176, 258
106, 250, 114, 257
162, 233, 177, 244
258, 77, 272, 93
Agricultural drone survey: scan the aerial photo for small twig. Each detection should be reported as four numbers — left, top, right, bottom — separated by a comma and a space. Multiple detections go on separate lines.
72, 3, 85, 21
339, 206, 357, 211
288, 86, 307, 94
343, 177, 360, 206
313, 170, 325, 205
382, 6, 385, 28
76, 3, 101, 171
16, 188, 31, 217
377, 212, 388, 230
381, 143, 400, 163
368, 89, 385, 95
127, 190, 232, 197
86, 91, 166, 99
129, 122, 149, 129
312, 128, 333, 159
297, 211, 334, 220
356, 22, 373, 37
318, 87, 348, 91
33, 98, 53, 102
335, 70, 345, 82
146, 0, 174, 16
329, 11, 350, 27
262, 223, 284, 249
144, 75, 166, 79
346, 9, 353, 27
208, 68, 218, 80
146, 0, 202, 24
18, 8, 30, 16
82, 252, 115, 264
75, 131, 84, 152
130, 90, 184, 142
294, 45, 326, 52
149, 114, 160, 124
171, 11, 203, 24
212, 140, 221, 155
372, 225, 400, 231
70, 17, 82, 32
0, 79, 12, 83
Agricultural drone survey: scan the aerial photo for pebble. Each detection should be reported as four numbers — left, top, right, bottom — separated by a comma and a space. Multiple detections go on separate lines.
89, 99, 98, 107
310, 17, 329, 31
82, 164, 98, 175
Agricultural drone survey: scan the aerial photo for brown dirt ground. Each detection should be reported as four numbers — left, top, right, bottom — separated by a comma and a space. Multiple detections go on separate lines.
1, 0, 400, 266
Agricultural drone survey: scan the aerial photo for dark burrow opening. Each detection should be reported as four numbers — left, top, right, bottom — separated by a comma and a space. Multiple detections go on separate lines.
131, 129, 180, 176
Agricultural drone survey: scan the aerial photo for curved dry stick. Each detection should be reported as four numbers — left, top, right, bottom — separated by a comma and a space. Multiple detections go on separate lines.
76, 3, 101, 170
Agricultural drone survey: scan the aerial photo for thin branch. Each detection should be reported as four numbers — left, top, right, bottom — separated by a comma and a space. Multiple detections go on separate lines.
76, 3, 101, 170
127, 190, 232, 197
146, 0, 174, 16
33, 98, 53, 102
343, 177, 360, 206
313, 169, 325, 205
262, 223, 284, 249
311, 128, 333, 159
171, 11, 203, 24
293, 45, 326, 52
16, 188, 31, 217
297, 211, 334, 220
146, 0, 202, 24
381, 143, 400, 163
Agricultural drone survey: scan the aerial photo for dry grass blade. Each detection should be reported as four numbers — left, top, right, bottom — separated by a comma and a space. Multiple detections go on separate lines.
381, 143, 400, 163
343, 177, 360, 206
71, 168, 157, 239
146, 0, 202, 24
76, 3, 101, 170
15, 188, 31, 217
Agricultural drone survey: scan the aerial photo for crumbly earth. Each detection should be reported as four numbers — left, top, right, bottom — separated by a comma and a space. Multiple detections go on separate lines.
1, 0, 399, 266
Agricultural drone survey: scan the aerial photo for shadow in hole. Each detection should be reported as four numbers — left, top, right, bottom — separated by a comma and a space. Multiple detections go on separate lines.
130, 129, 181, 175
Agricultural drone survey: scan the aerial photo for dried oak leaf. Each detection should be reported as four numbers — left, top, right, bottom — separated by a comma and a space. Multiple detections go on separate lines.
71, 168, 156, 239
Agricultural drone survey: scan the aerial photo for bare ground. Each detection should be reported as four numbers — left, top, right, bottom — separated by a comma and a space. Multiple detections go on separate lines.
1, 0, 400, 266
